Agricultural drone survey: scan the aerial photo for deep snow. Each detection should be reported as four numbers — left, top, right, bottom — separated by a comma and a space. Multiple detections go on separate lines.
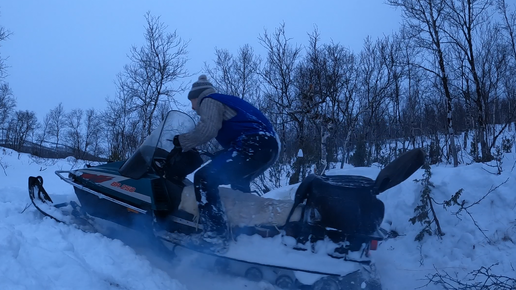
1, 147, 515, 290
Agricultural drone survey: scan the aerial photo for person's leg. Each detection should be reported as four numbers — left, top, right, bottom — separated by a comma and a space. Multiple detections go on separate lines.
194, 134, 278, 199
225, 134, 279, 192
193, 149, 237, 252
191, 135, 278, 251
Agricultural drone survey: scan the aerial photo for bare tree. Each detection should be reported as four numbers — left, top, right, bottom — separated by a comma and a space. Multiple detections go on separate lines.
0, 20, 13, 143
322, 43, 363, 168
119, 12, 189, 139
383, 34, 409, 154
47, 103, 66, 151
258, 23, 302, 161
0, 83, 15, 138
288, 49, 320, 179
294, 29, 352, 173
356, 36, 395, 164
83, 108, 103, 157
397, 26, 428, 150
472, 23, 512, 154
388, 0, 459, 166
496, 0, 516, 138
205, 44, 262, 103
205, 49, 236, 96
234, 44, 262, 103
6, 110, 38, 151
0, 23, 11, 80
497, 0, 516, 59
445, 0, 495, 161
257, 23, 303, 186
104, 87, 140, 161
64, 108, 83, 158
35, 114, 51, 151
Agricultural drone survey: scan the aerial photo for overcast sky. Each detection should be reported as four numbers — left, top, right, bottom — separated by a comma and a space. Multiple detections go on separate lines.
1, 0, 401, 120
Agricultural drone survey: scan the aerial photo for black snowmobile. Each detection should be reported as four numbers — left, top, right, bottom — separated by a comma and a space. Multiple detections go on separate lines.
28, 110, 425, 290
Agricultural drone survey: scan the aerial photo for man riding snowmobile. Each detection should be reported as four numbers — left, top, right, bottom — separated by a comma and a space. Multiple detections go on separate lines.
171, 74, 279, 253
26, 99, 425, 288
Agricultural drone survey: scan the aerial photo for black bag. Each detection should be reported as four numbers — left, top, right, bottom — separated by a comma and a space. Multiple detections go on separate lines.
289, 174, 385, 237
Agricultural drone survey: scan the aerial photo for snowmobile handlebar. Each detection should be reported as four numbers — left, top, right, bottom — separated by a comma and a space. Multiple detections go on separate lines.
165, 137, 215, 159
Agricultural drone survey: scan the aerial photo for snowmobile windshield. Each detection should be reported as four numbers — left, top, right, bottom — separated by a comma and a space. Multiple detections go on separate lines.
119, 110, 196, 179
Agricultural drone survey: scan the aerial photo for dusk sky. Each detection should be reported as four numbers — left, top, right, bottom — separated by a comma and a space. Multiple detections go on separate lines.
1, 1, 402, 120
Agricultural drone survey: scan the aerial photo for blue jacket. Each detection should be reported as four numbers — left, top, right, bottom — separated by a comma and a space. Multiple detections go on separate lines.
201, 94, 275, 148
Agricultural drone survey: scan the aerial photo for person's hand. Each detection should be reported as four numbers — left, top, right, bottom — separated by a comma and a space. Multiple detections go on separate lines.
172, 135, 181, 148
165, 145, 182, 169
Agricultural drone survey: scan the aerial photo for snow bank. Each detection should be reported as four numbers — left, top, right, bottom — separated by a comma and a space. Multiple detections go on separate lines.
376, 156, 516, 289
2, 146, 516, 290
0, 148, 187, 290
264, 154, 516, 289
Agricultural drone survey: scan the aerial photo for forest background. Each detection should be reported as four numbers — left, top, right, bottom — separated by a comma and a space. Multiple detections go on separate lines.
1, 0, 516, 194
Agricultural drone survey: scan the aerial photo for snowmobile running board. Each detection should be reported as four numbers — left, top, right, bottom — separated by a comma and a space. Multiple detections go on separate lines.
157, 231, 382, 289
158, 230, 365, 275
54, 170, 147, 214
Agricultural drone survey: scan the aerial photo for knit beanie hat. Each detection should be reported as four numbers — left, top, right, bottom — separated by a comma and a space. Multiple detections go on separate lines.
188, 75, 216, 100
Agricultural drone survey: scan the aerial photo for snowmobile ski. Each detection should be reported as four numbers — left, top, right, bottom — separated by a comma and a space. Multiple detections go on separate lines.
28, 175, 97, 232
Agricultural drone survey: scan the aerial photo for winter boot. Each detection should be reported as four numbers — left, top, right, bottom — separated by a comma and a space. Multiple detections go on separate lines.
198, 203, 229, 254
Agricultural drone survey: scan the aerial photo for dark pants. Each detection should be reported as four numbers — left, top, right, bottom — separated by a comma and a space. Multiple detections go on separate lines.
193, 134, 279, 238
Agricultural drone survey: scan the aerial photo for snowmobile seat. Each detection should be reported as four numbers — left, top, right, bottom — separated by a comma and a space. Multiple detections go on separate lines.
178, 185, 303, 228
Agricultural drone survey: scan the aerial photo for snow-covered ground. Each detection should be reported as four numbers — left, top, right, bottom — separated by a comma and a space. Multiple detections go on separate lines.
1, 147, 515, 289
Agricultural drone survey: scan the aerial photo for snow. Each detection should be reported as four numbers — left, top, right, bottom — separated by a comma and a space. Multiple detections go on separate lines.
264, 154, 516, 289
1, 147, 516, 289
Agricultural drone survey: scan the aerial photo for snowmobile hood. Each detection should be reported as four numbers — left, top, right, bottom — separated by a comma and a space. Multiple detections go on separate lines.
71, 166, 154, 204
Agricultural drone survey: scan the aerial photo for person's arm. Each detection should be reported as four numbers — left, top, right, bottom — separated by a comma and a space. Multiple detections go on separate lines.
178, 98, 224, 151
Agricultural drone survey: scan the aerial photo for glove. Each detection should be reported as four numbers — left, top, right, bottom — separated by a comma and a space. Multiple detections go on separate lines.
164, 136, 181, 170
166, 146, 182, 165
172, 135, 181, 148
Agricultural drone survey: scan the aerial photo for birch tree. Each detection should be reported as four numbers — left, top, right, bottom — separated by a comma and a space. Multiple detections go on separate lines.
48, 103, 66, 151
259, 23, 302, 161
388, 0, 459, 166
205, 44, 262, 103
0, 23, 10, 80
6, 110, 38, 151
119, 12, 189, 139
0, 83, 15, 131
445, 0, 495, 161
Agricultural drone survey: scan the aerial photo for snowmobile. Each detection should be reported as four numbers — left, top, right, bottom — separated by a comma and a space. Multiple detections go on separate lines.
28, 110, 425, 290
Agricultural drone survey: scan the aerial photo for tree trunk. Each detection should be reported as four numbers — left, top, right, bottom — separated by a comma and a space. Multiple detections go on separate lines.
447, 106, 459, 167
340, 128, 353, 169
320, 124, 330, 175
